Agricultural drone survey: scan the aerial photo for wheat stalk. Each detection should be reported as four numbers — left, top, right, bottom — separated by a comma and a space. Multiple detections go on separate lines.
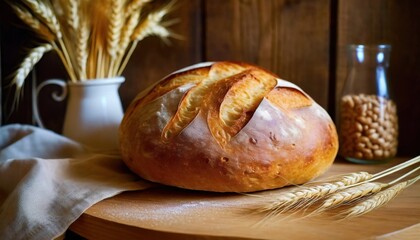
111, 11, 140, 76
9, 0, 175, 99
20, 0, 79, 80
11, 43, 53, 108
131, 6, 171, 42
119, 11, 140, 56
11, 4, 55, 41
251, 156, 419, 221
23, 0, 62, 39
369, 156, 420, 181
256, 172, 373, 216
117, 3, 173, 75
315, 182, 387, 212
311, 166, 420, 217
340, 175, 420, 219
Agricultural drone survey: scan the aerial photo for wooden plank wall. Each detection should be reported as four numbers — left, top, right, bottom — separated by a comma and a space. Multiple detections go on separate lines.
205, 0, 331, 107
1, 0, 419, 156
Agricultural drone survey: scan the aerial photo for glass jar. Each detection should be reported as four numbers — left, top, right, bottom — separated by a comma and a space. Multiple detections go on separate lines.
339, 44, 398, 164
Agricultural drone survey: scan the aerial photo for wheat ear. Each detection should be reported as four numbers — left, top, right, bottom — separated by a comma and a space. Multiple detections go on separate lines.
119, 11, 140, 56
111, 11, 140, 76
11, 4, 55, 41
315, 182, 387, 213
250, 156, 419, 220
340, 175, 420, 219
308, 166, 419, 217
117, 3, 173, 75
76, 20, 90, 80
125, 0, 152, 17
66, 0, 79, 32
11, 44, 52, 108
107, 0, 125, 77
22, 0, 62, 39
22, 0, 78, 80
256, 172, 373, 216
131, 6, 171, 42
10, 0, 175, 85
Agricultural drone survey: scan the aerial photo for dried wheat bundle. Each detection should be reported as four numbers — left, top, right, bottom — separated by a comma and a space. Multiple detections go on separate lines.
8, 0, 176, 103
254, 171, 373, 217
252, 156, 420, 220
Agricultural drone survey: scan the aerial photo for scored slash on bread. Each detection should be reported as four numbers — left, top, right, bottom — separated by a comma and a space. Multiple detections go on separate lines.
120, 62, 338, 192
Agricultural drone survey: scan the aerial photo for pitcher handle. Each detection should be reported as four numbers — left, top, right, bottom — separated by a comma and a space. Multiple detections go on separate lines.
32, 79, 68, 128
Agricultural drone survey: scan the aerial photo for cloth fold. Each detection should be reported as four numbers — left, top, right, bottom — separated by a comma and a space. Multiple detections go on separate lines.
0, 124, 152, 240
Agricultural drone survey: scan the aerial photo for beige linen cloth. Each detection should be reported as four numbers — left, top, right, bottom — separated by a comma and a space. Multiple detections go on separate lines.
0, 124, 153, 240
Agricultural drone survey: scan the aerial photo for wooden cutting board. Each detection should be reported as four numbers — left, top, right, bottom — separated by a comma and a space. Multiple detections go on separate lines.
70, 158, 420, 239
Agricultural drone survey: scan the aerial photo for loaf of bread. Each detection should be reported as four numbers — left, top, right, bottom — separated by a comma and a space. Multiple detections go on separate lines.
119, 62, 338, 192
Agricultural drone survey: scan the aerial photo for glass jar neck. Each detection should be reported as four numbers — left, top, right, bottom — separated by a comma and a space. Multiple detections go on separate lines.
348, 44, 391, 67
343, 44, 392, 99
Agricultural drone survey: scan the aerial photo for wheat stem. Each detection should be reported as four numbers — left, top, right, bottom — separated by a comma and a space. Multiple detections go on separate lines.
117, 41, 138, 76
388, 166, 420, 185
114, 11, 140, 75
50, 42, 76, 82
96, 48, 103, 79
87, 14, 98, 79
370, 156, 420, 182
57, 38, 77, 81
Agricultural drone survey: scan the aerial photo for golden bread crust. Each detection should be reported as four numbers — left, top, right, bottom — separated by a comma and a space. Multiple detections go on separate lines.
119, 62, 338, 192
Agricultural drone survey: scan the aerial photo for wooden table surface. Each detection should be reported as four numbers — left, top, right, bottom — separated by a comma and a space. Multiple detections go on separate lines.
69, 158, 420, 240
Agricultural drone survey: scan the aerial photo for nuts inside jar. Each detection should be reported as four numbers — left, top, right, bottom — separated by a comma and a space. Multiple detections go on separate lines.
339, 94, 398, 161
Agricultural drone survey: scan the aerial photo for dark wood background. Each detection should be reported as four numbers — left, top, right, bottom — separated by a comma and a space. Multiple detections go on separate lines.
1, 0, 419, 157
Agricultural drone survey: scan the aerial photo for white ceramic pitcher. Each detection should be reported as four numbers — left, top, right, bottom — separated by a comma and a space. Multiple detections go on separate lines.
33, 77, 125, 150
